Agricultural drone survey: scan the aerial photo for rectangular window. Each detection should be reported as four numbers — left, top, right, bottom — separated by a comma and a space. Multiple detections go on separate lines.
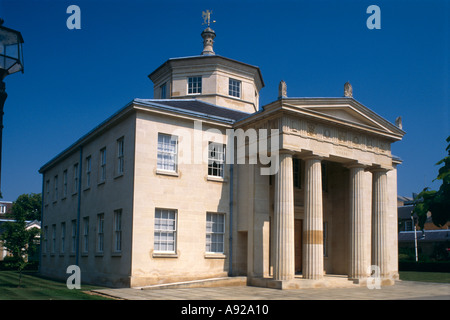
157, 133, 178, 172
43, 226, 48, 254
51, 224, 56, 254
0, 205, 5, 214
82, 217, 89, 254
113, 209, 122, 253
188, 76, 202, 94
100, 148, 106, 182
323, 222, 328, 257
208, 142, 225, 178
85, 156, 91, 188
73, 163, 79, 193
60, 222, 66, 254
293, 158, 301, 189
229, 78, 241, 98
45, 180, 50, 201
154, 209, 177, 252
53, 175, 58, 201
63, 170, 68, 197
71, 220, 77, 254
206, 213, 225, 253
117, 137, 124, 175
160, 83, 167, 98
97, 213, 104, 253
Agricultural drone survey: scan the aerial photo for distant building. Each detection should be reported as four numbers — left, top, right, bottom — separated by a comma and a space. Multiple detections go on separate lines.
0, 219, 41, 261
0, 200, 12, 218
39, 21, 405, 288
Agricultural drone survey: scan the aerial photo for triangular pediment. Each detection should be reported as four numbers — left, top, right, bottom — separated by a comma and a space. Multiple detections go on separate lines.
275, 98, 405, 140
303, 105, 386, 130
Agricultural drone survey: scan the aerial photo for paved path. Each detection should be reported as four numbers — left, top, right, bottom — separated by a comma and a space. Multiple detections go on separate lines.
94, 280, 450, 300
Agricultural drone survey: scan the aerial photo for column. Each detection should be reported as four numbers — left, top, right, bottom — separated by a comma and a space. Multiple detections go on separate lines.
273, 152, 295, 281
371, 168, 389, 277
348, 165, 371, 280
303, 156, 324, 280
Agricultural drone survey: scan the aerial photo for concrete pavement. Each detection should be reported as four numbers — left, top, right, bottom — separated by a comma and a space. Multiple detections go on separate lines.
93, 280, 450, 300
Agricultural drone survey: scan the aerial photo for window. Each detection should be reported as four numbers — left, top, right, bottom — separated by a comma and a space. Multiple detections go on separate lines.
154, 209, 177, 252
188, 76, 202, 94
51, 224, 56, 254
160, 83, 167, 98
97, 213, 104, 253
405, 220, 413, 232
82, 217, 89, 254
113, 209, 122, 253
45, 180, 50, 201
206, 213, 225, 253
85, 156, 91, 188
63, 170, 68, 197
73, 163, 79, 193
60, 222, 66, 254
117, 137, 124, 175
0, 205, 5, 214
43, 226, 48, 254
208, 142, 225, 178
157, 133, 178, 172
100, 148, 106, 183
229, 78, 241, 98
71, 220, 77, 254
293, 158, 301, 189
53, 175, 58, 201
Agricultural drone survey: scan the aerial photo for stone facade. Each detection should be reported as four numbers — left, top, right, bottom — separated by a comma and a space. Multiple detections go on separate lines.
39, 25, 404, 288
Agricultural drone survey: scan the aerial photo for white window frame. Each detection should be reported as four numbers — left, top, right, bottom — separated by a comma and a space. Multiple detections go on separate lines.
60, 222, 66, 254
206, 213, 225, 254
97, 213, 104, 253
157, 133, 178, 172
53, 175, 58, 202
71, 220, 77, 254
154, 208, 177, 253
228, 78, 241, 98
51, 224, 56, 254
208, 142, 225, 178
85, 156, 91, 188
100, 148, 106, 183
82, 217, 89, 254
188, 76, 202, 94
73, 163, 79, 194
63, 170, 68, 197
113, 209, 122, 253
117, 137, 124, 175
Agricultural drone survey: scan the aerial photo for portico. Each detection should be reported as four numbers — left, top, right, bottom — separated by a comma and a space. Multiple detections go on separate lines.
236, 94, 404, 289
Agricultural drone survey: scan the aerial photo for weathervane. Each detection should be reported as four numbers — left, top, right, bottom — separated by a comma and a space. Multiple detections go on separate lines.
202, 10, 216, 27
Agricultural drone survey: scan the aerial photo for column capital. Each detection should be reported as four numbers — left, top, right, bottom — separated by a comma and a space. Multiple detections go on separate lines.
369, 166, 392, 173
344, 161, 370, 170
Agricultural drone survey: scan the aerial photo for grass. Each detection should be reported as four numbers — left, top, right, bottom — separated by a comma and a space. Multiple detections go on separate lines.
399, 271, 450, 283
0, 271, 113, 300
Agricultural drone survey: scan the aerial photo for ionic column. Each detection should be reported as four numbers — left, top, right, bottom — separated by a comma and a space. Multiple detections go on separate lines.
371, 168, 389, 277
348, 165, 371, 280
273, 152, 295, 281
303, 156, 324, 280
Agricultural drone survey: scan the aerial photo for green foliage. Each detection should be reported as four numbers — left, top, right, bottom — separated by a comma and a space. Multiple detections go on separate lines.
7, 193, 42, 221
0, 194, 41, 286
413, 136, 450, 229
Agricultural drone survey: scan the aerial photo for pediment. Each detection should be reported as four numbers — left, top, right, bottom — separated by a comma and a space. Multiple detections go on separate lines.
278, 98, 405, 140
303, 105, 386, 130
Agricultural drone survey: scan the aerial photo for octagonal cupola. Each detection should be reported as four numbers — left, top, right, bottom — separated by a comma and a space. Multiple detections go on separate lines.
148, 13, 264, 114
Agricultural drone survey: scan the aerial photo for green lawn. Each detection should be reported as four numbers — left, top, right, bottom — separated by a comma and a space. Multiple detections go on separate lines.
0, 271, 113, 300
399, 271, 450, 283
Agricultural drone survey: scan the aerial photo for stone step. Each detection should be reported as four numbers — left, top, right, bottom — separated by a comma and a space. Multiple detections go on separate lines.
135, 276, 248, 290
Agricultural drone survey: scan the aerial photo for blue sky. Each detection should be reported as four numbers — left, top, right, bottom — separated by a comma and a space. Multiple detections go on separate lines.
0, 0, 448, 201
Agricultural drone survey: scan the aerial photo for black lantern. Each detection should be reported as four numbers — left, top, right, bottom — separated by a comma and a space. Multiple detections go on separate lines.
0, 19, 24, 195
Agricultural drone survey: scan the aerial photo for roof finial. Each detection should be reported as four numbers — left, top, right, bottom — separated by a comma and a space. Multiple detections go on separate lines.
201, 10, 216, 55
278, 80, 287, 99
344, 81, 353, 98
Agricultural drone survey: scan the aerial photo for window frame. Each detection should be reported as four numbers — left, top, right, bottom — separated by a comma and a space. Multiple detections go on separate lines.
208, 142, 226, 178
113, 209, 122, 253
154, 208, 177, 253
228, 78, 241, 98
187, 76, 202, 94
205, 212, 225, 254
157, 133, 178, 173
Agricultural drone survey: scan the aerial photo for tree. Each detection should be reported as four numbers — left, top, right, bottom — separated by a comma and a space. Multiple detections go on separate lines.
0, 194, 41, 287
12, 193, 42, 221
413, 136, 450, 229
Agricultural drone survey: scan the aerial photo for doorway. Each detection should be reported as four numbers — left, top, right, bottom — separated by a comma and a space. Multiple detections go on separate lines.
295, 219, 302, 274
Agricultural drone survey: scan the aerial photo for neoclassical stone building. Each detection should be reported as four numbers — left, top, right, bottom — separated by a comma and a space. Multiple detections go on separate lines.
39, 22, 404, 289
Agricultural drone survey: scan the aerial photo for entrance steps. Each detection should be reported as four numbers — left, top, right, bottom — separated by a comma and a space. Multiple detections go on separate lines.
135, 276, 248, 290
249, 274, 362, 290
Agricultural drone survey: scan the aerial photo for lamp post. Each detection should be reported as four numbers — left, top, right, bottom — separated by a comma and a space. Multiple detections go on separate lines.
0, 19, 24, 196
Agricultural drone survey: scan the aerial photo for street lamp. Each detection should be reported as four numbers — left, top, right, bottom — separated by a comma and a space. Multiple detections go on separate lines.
0, 18, 24, 195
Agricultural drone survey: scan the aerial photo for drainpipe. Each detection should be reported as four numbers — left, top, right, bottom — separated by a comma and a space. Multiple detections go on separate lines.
228, 163, 234, 276
75, 146, 83, 267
